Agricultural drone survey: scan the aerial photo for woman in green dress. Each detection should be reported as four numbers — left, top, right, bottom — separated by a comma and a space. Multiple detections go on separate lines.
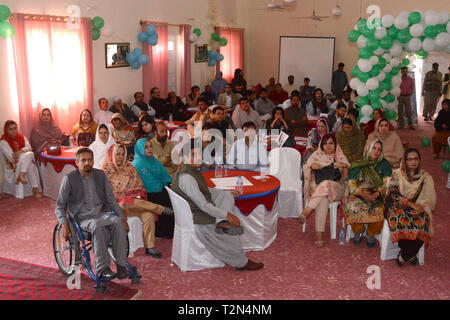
344, 140, 392, 248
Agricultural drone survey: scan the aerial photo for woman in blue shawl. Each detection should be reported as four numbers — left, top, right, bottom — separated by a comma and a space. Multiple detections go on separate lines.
211, 71, 227, 101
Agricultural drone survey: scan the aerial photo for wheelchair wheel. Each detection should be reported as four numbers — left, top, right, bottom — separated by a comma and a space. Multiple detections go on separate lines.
53, 223, 78, 276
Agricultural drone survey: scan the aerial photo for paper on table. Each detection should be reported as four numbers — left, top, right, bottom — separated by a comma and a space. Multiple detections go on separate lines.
210, 176, 253, 189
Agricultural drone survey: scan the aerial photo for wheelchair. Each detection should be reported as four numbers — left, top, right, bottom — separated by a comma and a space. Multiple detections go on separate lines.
53, 212, 141, 294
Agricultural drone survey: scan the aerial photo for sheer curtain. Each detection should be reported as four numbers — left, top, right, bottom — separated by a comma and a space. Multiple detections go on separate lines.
179, 24, 192, 99
215, 27, 245, 83
9, 13, 93, 137
142, 22, 168, 99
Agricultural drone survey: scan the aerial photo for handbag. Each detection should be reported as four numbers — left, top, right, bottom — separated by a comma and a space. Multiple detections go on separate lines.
313, 160, 342, 185
46, 139, 62, 156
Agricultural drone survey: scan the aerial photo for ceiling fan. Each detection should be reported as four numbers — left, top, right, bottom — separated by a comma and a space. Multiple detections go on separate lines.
292, 10, 330, 21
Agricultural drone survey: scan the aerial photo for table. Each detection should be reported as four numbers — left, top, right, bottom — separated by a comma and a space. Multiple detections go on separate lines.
38, 147, 78, 200
202, 170, 280, 251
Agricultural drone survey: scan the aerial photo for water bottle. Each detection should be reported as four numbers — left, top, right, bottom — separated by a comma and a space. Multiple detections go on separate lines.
169, 113, 173, 122
236, 175, 243, 195
69, 135, 75, 148
223, 163, 228, 176
214, 157, 223, 177
339, 226, 345, 245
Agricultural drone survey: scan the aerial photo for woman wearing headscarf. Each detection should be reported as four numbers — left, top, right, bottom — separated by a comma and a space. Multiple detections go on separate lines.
103, 144, 173, 258
0, 120, 41, 199
431, 99, 450, 159
88, 124, 115, 169
30, 108, 66, 158
360, 108, 393, 137
336, 116, 366, 163
299, 133, 350, 247
135, 115, 155, 141
306, 116, 330, 153
344, 140, 392, 248
385, 148, 436, 266
109, 113, 136, 159
365, 118, 404, 169
211, 71, 227, 101
231, 68, 247, 92
132, 138, 174, 238
71, 109, 98, 147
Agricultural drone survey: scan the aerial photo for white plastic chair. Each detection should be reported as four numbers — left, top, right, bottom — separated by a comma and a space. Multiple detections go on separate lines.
165, 187, 225, 272
1, 155, 34, 199
269, 147, 303, 218
181, 97, 187, 105
126, 216, 144, 257
302, 198, 341, 239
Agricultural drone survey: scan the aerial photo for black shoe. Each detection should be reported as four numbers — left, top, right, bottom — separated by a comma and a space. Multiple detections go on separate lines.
215, 221, 244, 236
98, 267, 116, 279
408, 256, 418, 266
366, 235, 376, 248
352, 232, 364, 246
396, 253, 405, 267
116, 265, 128, 279
162, 207, 174, 217
145, 248, 162, 259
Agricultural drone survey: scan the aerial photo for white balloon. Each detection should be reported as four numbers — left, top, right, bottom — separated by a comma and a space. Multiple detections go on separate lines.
382, 53, 393, 61
357, 84, 369, 97
189, 34, 198, 42
195, 37, 203, 46
437, 11, 449, 24
350, 78, 363, 90
394, 15, 409, 30
390, 41, 403, 56
369, 55, 379, 66
399, 11, 410, 17
425, 10, 436, 16
390, 57, 400, 67
361, 105, 374, 117
425, 12, 438, 26
382, 15, 394, 28
373, 47, 385, 55
357, 35, 368, 48
435, 33, 450, 48
366, 77, 380, 90
422, 37, 436, 52
358, 59, 373, 73
360, 116, 372, 124
409, 24, 424, 37
391, 100, 399, 108
392, 75, 402, 86
446, 45, 450, 54
407, 38, 422, 51
380, 90, 389, 98
332, 7, 342, 16
447, 21, 450, 33
391, 87, 401, 97
101, 25, 113, 37
380, 99, 388, 109
377, 71, 386, 81
408, 54, 416, 62
374, 27, 387, 40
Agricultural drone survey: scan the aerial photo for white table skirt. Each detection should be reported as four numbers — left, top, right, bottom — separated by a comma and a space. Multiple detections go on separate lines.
38, 161, 77, 200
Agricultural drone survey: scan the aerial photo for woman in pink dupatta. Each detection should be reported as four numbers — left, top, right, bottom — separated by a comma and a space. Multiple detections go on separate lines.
299, 133, 350, 247
102, 144, 172, 258
30, 108, 66, 157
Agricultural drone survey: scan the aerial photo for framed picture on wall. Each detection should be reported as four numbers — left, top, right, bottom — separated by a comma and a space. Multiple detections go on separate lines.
195, 44, 208, 63
105, 43, 130, 68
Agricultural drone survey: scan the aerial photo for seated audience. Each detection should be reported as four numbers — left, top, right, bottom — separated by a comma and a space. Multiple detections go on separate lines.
171, 139, 264, 271
234, 84, 246, 96
281, 90, 299, 110
202, 85, 216, 106
186, 98, 211, 136
337, 116, 366, 163
283, 75, 297, 96
330, 89, 354, 113
211, 106, 233, 139
385, 148, 436, 266
135, 115, 156, 141
151, 122, 177, 178
94, 97, 114, 125
71, 109, 98, 147
328, 102, 347, 133
284, 94, 308, 137
103, 144, 173, 259
360, 108, 392, 137
132, 138, 174, 238
211, 71, 227, 101
345, 140, 392, 248
232, 97, 261, 130
89, 124, 115, 169
365, 118, 403, 169
231, 68, 247, 92
306, 116, 329, 153
30, 108, 66, 158
265, 77, 277, 95
269, 83, 289, 106
131, 91, 155, 118
432, 99, 450, 159
254, 88, 276, 120
0, 120, 41, 199
55, 148, 128, 279
165, 93, 187, 122
227, 122, 268, 172
299, 133, 350, 247
217, 83, 241, 110
247, 88, 257, 110
109, 97, 138, 124
186, 85, 201, 107
265, 107, 289, 133
299, 77, 315, 107
109, 113, 136, 158
306, 88, 331, 117
149, 87, 167, 120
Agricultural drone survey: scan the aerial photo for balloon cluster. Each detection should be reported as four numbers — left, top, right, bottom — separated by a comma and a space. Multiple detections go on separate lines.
126, 48, 149, 70
206, 32, 227, 67
138, 25, 159, 46
348, 10, 450, 126
92, 16, 105, 41
0, 5, 14, 38
189, 28, 203, 45
207, 50, 224, 66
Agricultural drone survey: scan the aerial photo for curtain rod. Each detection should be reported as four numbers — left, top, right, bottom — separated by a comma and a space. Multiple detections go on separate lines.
215, 26, 245, 31
10, 13, 81, 22
140, 20, 186, 27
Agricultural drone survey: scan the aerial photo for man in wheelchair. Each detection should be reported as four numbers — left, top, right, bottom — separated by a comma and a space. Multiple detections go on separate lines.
55, 148, 129, 279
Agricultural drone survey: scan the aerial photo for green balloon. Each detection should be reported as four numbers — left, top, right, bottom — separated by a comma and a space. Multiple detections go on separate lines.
357, 96, 370, 106
0, 5, 11, 21
377, 56, 387, 69
361, 25, 375, 38
371, 100, 383, 109
368, 18, 382, 29
211, 32, 220, 41
397, 29, 412, 44
193, 28, 201, 37
359, 47, 372, 59
357, 19, 368, 31
424, 25, 437, 38
92, 16, 104, 29
401, 58, 410, 67
370, 65, 381, 77
380, 36, 393, 49
92, 27, 100, 40
352, 65, 361, 77
387, 25, 399, 39
435, 24, 446, 34
358, 72, 370, 83
419, 35, 426, 41
442, 160, 450, 173
368, 90, 380, 101
420, 137, 431, 147
0, 21, 15, 38
383, 94, 395, 103
391, 66, 401, 76
416, 48, 429, 59
381, 80, 393, 91
366, 37, 379, 50
385, 109, 397, 120
408, 12, 422, 25
384, 72, 392, 83
219, 38, 228, 46
348, 30, 360, 42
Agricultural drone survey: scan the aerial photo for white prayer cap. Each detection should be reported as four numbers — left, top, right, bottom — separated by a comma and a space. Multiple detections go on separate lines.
112, 96, 121, 103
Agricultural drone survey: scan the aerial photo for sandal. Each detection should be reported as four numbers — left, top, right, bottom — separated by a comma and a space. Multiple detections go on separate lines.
314, 240, 324, 247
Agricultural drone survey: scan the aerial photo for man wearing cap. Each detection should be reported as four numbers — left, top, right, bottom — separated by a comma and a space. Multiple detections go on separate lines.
422, 63, 443, 121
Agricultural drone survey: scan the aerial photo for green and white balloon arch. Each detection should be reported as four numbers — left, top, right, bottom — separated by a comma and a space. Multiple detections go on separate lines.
347, 10, 449, 126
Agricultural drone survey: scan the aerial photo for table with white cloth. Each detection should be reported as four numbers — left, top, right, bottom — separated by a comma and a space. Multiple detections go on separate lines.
202, 169, 280, 251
